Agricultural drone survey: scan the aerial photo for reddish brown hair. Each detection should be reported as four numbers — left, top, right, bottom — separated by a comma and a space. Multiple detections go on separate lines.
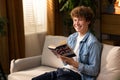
70, 6, 94, 22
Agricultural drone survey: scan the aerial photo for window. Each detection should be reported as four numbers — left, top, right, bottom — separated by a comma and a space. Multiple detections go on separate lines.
22, 0, 47, 34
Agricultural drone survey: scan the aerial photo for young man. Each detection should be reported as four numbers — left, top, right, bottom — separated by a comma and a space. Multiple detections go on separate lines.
32, 6, 102, 80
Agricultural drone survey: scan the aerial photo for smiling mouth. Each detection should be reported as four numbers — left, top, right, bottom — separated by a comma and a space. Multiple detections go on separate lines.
76, 25, 82, 28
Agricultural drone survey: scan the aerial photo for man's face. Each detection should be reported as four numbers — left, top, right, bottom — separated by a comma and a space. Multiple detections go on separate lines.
72, 17, 90, 33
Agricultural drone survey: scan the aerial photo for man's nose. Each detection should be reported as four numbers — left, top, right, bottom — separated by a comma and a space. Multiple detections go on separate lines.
76, 21, 80, 25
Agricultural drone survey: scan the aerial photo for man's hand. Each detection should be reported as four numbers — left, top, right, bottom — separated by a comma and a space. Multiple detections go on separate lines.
59, 55, 79, 68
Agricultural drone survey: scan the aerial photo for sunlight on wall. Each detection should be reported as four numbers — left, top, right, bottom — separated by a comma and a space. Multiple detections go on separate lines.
22, 0, 47, 35
114, 0, 120, 14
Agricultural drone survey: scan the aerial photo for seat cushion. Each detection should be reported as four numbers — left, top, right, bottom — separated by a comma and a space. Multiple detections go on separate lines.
97, 44, 120, 80
8, 66, 57, 80
41, 35, 67, 68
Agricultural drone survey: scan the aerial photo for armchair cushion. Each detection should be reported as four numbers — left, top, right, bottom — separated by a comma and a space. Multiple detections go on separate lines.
8, 66, 56, 80
41, 35, 67, 68
97, 44, 120, 80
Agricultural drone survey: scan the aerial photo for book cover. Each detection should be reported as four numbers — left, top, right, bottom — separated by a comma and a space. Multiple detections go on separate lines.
48, 43, 76, 58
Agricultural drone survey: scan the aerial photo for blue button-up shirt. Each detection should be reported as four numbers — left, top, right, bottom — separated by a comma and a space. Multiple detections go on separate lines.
67, 31, 102, 80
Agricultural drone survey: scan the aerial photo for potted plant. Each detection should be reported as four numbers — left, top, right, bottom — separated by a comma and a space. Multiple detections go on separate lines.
0, 17, 7, 36
0, 17, 7, 53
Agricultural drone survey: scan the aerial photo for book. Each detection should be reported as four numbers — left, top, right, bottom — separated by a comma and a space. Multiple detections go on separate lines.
48, 42, 76, 58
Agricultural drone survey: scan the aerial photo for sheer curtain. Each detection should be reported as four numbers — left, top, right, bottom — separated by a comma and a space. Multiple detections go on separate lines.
22, 0, 47, 35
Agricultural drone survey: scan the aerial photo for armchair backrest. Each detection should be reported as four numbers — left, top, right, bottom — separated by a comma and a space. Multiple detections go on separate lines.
41, 35, 67, 68
25, 32, 46, 57
97, 44, 120, 80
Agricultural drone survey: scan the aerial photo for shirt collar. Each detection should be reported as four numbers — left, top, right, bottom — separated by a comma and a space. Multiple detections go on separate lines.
80, 31, 90, 42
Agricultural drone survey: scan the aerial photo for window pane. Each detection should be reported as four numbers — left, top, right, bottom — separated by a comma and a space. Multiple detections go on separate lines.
22, 0, 47, 34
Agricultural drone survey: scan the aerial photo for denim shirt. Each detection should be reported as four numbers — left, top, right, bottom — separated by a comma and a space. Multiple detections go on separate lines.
67, 31, 102, 80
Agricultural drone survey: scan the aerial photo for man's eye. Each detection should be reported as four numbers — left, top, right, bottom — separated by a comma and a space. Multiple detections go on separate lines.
74, 19, 77, 21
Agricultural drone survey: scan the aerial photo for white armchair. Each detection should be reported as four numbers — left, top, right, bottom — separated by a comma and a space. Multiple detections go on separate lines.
8, 35, 120, 80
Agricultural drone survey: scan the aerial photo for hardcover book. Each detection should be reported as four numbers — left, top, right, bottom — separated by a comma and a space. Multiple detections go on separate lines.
48, 42, 76, 58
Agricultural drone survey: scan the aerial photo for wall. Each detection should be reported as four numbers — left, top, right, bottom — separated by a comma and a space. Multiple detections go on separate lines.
102, 14, 120, 35
101, 14, 120, 45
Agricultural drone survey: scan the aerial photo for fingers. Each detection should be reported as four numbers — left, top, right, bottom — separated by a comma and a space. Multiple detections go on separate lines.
60, 56, 73, 64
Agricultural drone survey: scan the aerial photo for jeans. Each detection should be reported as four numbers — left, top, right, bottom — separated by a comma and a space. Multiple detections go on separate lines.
32, 68, 81, 80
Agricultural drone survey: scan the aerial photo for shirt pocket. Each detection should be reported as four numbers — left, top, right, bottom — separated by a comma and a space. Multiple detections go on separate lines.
80, 51, 89, 63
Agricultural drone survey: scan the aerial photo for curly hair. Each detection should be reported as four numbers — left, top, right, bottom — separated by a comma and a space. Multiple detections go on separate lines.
70, 6, 94, 22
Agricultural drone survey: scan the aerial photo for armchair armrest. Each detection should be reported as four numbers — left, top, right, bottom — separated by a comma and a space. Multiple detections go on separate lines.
10, 55, 41, 73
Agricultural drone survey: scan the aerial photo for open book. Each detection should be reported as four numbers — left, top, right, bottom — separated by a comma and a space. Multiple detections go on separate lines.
48, 42, 76, 58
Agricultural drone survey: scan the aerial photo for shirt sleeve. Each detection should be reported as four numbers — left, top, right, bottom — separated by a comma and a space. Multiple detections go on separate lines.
78, 42, 102, 76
